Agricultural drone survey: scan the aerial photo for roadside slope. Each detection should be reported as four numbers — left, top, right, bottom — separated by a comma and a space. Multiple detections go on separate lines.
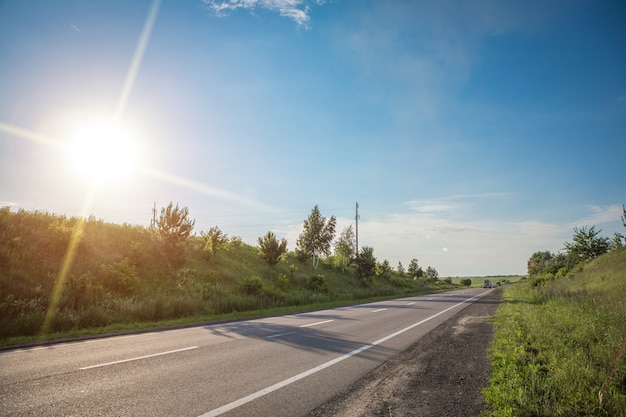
309, 289, 501, 417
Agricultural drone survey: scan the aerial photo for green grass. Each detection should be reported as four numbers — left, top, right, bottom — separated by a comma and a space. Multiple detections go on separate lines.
483, 248, 626, 416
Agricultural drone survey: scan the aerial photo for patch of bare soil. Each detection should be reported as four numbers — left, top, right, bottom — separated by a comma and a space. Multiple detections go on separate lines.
308, 289, 501, 417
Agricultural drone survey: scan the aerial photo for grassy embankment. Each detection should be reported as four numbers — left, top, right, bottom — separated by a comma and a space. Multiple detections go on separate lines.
0, 208, 488, 347
483, 247, 626, 416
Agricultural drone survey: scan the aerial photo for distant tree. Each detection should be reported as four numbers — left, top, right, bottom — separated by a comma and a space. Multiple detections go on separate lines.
396, 261, 405, 275
407, 258, 424, 278
154, 202, 195, 263
257, 231, 288, 266
461, 278, 472, 287
201, 226, 229, 257
375, 259, 392, 278
355, 246, 377, 282
425, 266, 439, 281
622, 204, 626, 228
296, 205, 336, 269
564, 225, 609, 262
333, 225, 355, 272
610, 232, 625, 251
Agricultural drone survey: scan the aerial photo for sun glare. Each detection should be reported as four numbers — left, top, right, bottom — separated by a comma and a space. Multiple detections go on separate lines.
67, 121, 138, 185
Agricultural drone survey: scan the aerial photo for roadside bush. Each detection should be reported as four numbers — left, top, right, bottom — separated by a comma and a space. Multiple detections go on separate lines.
461, 278, 472, 287
241, 276, 264, 296
306, 274, 329, 294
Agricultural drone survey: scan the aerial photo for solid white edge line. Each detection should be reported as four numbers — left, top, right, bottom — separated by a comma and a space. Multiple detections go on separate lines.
80, 346, 199, 370
371, 308, 387, 313
198, 291, 488, 417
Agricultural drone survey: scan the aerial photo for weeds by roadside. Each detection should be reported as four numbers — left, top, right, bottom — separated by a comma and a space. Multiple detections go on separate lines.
482, 248, 626, 416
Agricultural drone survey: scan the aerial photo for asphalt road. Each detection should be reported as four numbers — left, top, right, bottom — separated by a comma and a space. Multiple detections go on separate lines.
1, 288, 492, 417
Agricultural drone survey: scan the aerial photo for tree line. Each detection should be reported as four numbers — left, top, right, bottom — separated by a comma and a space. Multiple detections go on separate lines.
156, 202, 439, 283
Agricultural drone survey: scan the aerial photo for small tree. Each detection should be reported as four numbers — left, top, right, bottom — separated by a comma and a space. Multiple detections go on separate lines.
610, 232, 625, 250
201, 226, 229, 257
258, 231, 288, 266
397, 261, 405, 275
375, 259, 392, 278
407, 258, 423, 278
425, 266, 439, 281
333, 225, 355, 272
296, 205, 336, 269
564, 225, 609, 262
356, 246, 377, 283
154, 202, 195, 263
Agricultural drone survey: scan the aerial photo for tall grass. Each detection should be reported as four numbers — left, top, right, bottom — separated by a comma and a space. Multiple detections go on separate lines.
483, 248, 626, 416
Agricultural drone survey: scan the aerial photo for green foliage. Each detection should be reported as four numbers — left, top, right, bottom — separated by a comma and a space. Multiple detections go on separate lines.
333, 225, 355, 272
375, 259, 392, 278
484, 248, 626, 416
257, 231, 288, 266
355, 246, 377, 283
0, 207, 450, 345
296, 205, 336, 269
407, 258, 423, 278
461, 278, 472, 287
241, 276, 264, 296
155, 202, 195, 264
425, 266, 439, 281
564, 225, 610, 262
201, 226, 229, 257
305, 274, 329, 294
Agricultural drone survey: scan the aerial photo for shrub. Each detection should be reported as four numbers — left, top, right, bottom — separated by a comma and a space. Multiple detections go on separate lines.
241, 276, 264, 296
461, 278, 472, 287
306, 274, 329, 294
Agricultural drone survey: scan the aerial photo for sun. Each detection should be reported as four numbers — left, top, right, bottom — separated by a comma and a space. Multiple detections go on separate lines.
67, 120, 139, 185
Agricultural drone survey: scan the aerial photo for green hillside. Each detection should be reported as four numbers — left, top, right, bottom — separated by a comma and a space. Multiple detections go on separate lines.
0, 208, 454, 346
484, 247, 626, 416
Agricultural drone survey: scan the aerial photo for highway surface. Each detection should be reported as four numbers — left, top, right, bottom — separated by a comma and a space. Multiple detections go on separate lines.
1, 288, 492, 416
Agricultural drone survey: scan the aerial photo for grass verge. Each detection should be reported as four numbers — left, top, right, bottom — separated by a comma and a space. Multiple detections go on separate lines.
482, 248, 626, 416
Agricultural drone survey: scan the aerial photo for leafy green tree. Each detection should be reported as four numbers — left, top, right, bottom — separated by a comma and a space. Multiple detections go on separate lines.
333, 225, 355, 272
257, 231, 288, 266
407, 258, 423, 278
375, 259, 392, 278
425, 266, 439, 281
154, 202, 195, 263
296, 205, 336, 269
461, 278, 472, 287
610, 232, 625, 250
396, 261, 405, 275
356, 246, 377, 282
201, 226, 229, 257
564, 225, 609, 262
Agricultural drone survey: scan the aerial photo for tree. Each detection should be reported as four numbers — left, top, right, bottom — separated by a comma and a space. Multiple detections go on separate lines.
333, 225, 355, 272
375, 259, 392, 278
296, 205, 336, 269
397, 261, 405, 275
258, 231, 288, 266
154, 202, 195, 263
355, 246, 377, 282
201, 226, 229, 257
564, 225, 609, 262
425, 266, 439, 281
407, 258, 423, 278
622, 204, 626, 228
610, 232, 625, 251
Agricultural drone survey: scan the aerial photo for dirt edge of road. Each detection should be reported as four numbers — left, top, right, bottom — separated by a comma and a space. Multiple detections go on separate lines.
308, 289, 501, 417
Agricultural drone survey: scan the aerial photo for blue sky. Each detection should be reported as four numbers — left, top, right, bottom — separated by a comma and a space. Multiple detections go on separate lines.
1, 0, 625, 276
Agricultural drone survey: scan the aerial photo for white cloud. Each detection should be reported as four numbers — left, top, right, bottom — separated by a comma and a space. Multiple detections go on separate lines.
203, 0, 324, 27
565, 204, 623, 230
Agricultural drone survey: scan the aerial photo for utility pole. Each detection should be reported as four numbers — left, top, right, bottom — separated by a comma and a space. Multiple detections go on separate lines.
355, 202, 359, 259
151, 202, 157, 229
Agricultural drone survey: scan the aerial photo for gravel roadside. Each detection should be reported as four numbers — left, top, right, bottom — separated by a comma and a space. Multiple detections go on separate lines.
308, 288, 501, 417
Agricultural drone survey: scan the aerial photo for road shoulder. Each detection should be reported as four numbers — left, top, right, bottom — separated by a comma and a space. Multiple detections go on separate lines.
308, 289, 501, 417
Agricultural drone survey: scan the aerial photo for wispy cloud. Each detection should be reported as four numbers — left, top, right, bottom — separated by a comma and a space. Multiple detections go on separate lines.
565, 205, 623, 229
203, 0, 325, 27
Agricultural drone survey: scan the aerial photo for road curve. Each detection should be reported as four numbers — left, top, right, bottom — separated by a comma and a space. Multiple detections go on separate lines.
0, 288, 492, 416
